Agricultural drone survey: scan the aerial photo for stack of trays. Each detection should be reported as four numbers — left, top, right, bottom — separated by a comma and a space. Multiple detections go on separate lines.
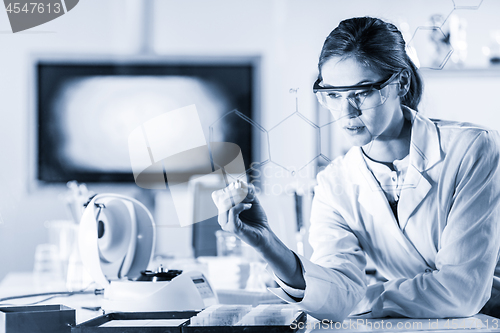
71, 305, 307, 333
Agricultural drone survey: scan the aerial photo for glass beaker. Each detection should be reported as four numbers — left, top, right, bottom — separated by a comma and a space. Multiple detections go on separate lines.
216, 230, 242, 257
33, 243, 63, 290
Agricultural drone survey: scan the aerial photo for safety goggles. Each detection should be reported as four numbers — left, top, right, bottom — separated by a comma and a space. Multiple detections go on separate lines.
313, 71, 401, 113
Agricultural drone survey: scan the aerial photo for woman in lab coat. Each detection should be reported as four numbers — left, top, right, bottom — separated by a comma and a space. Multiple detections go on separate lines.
212, 16, 500, 321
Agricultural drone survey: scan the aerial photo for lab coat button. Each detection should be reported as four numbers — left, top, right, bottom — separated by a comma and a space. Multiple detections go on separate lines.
425, 268, 432, 273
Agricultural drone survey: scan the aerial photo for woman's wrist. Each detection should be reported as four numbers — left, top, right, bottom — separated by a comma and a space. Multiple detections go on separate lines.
254, 228, 281, 256
253, 229, 306, 289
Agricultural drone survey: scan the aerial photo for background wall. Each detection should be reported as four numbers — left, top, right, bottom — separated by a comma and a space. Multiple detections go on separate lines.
0, 0, 499, 281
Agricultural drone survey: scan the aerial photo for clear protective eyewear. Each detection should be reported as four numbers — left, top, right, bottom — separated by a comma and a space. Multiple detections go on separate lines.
313, 71, 401, 113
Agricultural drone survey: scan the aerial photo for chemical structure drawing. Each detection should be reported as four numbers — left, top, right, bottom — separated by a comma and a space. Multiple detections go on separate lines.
209, 109, 270, 181
408, 0, 483, 69
209, 89, 321, 178
319, 120, 339, 164
266, 89, 320, 175
452, 0, 483, 10
208, 0, 485, 178
408, 26, 454, 70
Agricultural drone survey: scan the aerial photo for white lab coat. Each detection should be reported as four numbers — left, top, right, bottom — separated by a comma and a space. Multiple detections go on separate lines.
270, 107, 500, 321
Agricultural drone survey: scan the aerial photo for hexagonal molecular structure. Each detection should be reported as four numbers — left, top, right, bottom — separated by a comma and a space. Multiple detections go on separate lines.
452, 0, 483, 9
209, 109, 269, 180
268, 113, 319, 173
319, 120, 351, 164
408, 26, 453, 69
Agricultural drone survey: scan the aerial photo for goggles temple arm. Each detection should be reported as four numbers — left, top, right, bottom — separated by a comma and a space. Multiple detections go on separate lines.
313, 70, 402, 93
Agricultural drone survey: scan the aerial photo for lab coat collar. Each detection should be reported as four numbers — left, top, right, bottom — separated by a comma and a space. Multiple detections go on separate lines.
349, 106, 442, 233
404, 106, 442, 173
351, 148, 432, 270
397, 106, 441, 230
348, 106, 441, 185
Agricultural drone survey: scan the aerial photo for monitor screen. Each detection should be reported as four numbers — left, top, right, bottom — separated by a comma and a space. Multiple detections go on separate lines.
36, 61, 255, 183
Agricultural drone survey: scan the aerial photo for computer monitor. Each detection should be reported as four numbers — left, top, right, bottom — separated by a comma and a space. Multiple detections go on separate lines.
36, 57, 258, 184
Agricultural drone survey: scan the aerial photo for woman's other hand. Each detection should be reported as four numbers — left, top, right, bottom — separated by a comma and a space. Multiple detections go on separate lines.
211, 181, 270, 249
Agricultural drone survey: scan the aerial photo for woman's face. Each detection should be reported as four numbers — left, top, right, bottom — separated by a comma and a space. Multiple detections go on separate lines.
320, 56, 403, 148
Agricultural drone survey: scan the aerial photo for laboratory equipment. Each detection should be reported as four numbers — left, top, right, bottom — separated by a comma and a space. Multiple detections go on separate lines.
185, 304, 306, 331
215, 230, 242, 257
189, 304, 252, 326
79, 193, 217, 313
0, 305, 75, 333
33, 243, 63, 290
73, 307, 307, 332
236, 304, 299, 326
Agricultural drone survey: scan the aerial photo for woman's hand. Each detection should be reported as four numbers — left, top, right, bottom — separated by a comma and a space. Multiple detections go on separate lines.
211, 181, 270, 249
212, 180, 306, 291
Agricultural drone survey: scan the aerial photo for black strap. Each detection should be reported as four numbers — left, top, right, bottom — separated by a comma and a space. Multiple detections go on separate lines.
389, 200, 399, 226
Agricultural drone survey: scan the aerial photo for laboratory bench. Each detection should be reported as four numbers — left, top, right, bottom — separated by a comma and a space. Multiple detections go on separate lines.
1, 272, 499, 332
